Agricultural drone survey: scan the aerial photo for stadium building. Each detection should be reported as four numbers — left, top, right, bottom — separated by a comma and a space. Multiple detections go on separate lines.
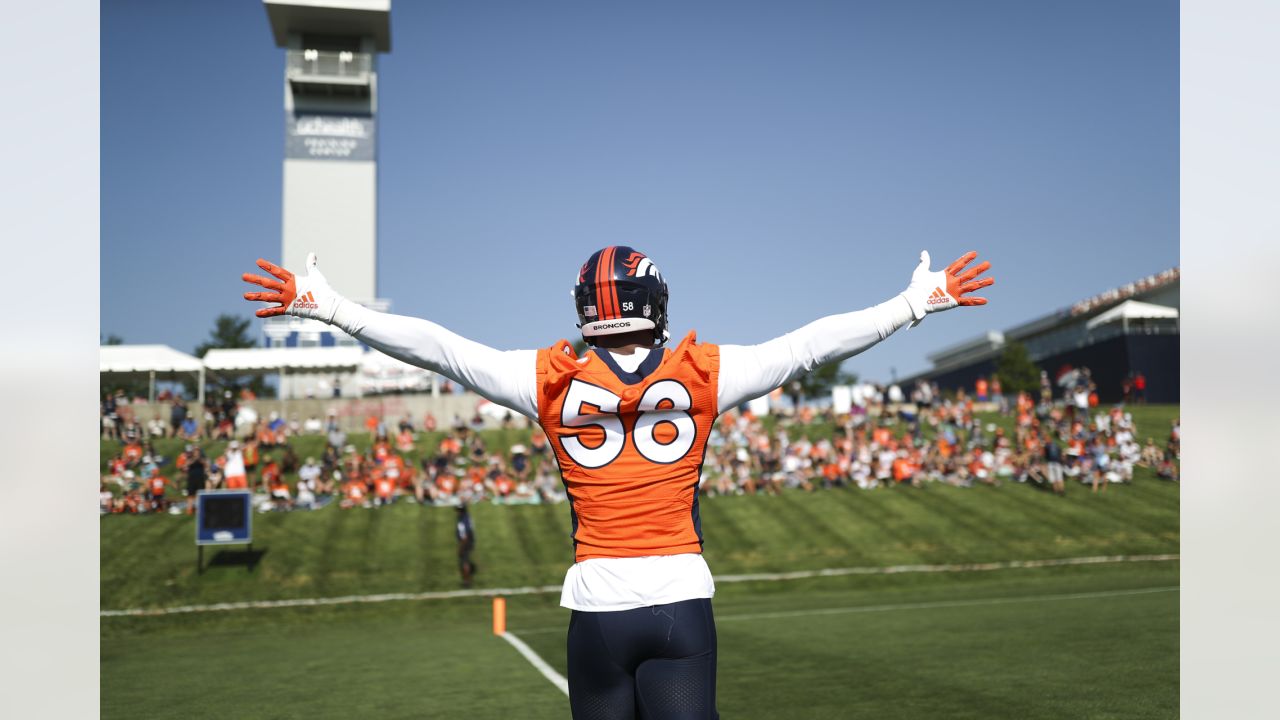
903, 267, 1179, 403
262, 0, 392, 351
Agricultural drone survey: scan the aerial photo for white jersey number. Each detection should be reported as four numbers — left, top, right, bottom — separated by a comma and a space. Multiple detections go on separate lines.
559, 380, 625, 468
559, 378, 696, 467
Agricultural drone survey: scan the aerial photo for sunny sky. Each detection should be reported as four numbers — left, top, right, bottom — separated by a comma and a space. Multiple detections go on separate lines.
101, 0, 1178, 383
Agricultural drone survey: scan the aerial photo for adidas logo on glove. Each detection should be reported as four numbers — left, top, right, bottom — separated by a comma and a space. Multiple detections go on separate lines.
926, 287, 951, 306
293, 291, 319, 311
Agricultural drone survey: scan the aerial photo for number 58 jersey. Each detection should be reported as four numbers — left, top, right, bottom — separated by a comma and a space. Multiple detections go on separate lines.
536, 331, 720, 562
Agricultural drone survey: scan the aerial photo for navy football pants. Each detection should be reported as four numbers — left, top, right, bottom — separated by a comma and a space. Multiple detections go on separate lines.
567, 598, 719, 720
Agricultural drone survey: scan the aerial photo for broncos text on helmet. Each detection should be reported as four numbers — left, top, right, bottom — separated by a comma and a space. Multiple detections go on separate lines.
573, 246, 669, 346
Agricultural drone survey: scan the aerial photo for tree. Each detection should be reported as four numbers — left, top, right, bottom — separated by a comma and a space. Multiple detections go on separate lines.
190, 314, 276, 400
194, 315, 257, 358
995, 340, 1040, 397
793, 361, 858, 406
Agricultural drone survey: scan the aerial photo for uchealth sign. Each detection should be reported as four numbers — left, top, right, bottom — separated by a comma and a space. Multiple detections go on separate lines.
286, 113, 375, 161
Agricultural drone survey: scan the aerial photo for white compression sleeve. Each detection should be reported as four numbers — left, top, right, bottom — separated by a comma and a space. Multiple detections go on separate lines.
331, 302, 539, 419
717, 295, 916, 411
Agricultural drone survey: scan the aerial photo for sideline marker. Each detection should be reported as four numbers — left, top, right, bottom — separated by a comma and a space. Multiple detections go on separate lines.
493, 596, 506, 635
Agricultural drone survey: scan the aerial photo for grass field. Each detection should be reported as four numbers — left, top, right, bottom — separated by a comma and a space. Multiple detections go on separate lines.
101, 406, 1179, 719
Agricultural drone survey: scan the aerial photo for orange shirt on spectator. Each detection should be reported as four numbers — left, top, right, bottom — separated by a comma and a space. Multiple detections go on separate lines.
395, 429, 415, 453
872, 428, 892, 447
892, 458, 915, 483
822, 463, 841, 483
345, 480, 366, 502
493, 475, 514, 496
262, 461, 281, 486
375, 475, 395, 499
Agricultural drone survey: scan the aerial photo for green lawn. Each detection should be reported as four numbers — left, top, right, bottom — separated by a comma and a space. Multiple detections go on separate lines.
101, 406, 1179, 719
102, 563, 1178, 719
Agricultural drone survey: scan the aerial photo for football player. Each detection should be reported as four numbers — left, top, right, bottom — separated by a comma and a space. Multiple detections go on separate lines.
243, 246, 992, 720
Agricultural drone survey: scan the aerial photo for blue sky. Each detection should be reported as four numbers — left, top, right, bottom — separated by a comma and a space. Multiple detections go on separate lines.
101, 0, 1177, 382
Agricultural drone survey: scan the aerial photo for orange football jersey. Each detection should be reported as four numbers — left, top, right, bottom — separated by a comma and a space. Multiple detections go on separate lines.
537, 331, 719, 562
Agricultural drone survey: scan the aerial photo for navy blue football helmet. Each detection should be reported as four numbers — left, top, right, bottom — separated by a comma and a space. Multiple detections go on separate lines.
573, 246, 669, 346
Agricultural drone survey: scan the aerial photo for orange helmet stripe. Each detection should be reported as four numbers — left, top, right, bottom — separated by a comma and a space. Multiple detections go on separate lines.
609, 246, 621, 320
597, 246, 616, 319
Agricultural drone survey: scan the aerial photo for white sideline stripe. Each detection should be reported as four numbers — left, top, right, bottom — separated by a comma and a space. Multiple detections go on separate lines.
713, 553, 1180, 582
716, 585, 1178, 623
98, 584, 564, 618
501, 632, 570, 697
99, 553, 1178, 618
512, 585, 1180, 636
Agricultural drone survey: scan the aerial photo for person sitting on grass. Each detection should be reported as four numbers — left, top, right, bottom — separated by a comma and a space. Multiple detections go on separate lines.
260, 457, 282, 495
340, 474, 368, 509
374, 466, 397, 506
146, 467, 172, 512
268, 472, 293, 510
395, 425, 415, 453
295, 469, 318, 510
99, 480, 115, 515
1157, 448, 1179, 482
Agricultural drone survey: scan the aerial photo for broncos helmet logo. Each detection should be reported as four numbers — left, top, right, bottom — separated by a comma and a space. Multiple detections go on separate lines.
622, 251, 662, 281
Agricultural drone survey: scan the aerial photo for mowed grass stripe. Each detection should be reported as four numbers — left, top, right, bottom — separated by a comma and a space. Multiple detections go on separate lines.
101, 454, 1178, 609
100, 553, 1176, 617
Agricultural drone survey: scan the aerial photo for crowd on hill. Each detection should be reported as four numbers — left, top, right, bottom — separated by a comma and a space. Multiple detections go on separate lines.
100, 370, 1179, 515
703, 388, 1178, 498
100, 406, 569, 514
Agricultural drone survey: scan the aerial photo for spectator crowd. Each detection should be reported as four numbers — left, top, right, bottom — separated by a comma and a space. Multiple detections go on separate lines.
100, 370, 1179, 516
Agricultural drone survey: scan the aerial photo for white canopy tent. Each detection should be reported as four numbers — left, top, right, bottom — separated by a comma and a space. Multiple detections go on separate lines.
201, 346, 365, 372
1085, 299, 1179, 331
99, 345, 206, 405
359, 350, 439, 396
203, 346, 366, 403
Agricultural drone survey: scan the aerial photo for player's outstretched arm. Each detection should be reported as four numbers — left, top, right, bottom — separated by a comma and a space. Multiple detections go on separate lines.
242, 253, 538, 419
717, 250, 993, 411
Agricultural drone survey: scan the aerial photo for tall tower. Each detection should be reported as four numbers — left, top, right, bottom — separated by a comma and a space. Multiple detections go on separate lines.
263, 0, 391, 348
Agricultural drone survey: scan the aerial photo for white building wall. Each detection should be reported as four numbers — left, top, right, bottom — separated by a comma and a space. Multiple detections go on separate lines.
282, 159, 377, 303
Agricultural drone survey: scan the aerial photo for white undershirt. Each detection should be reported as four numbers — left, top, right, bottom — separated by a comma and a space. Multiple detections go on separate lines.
334, 294, 915, 611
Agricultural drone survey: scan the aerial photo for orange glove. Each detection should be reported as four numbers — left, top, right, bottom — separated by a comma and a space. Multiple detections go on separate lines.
242, 252, 346, 323
901, 250, 994, 326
